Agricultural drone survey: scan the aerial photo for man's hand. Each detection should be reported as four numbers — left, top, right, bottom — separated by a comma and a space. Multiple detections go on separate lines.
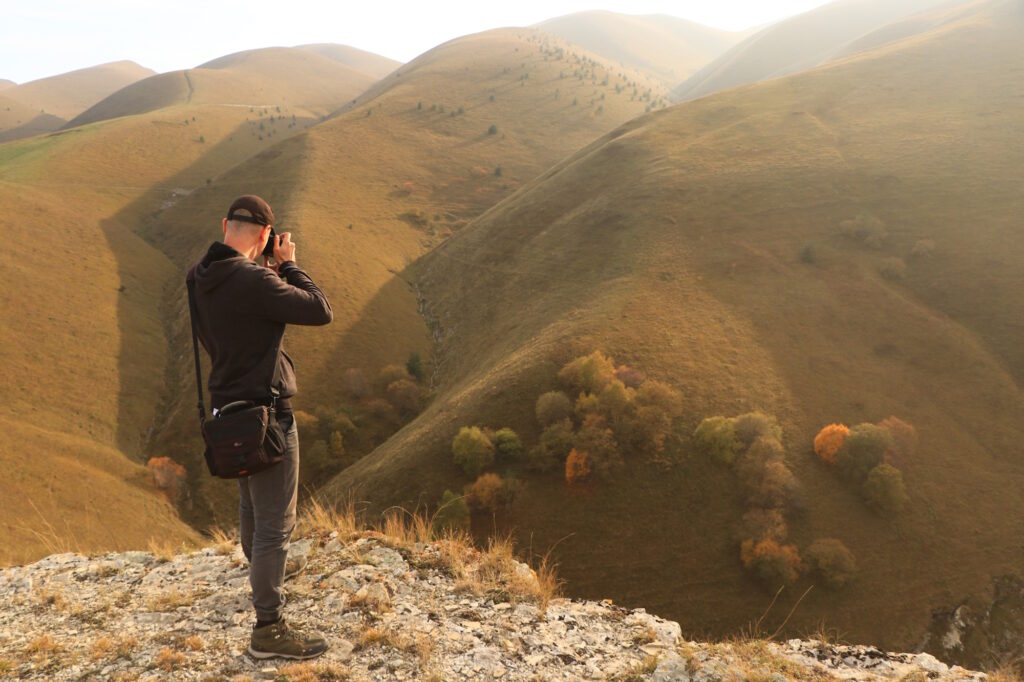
274, 232, 296, 264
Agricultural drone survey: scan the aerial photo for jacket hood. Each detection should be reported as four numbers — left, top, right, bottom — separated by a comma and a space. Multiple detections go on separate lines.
193, 242, 249, 293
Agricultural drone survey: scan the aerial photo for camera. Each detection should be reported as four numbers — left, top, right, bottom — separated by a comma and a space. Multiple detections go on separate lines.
261, 227, 277, 258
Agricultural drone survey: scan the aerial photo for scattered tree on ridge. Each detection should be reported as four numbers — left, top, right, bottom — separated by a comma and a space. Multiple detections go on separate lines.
693, 416, 741, 465
535, 391, 573, 426
805, 538, 857, 589
565, 449, 592, 485
814, 423, 850, 464
835, 423, 893, 483
452, 426, 495, 477
740, 538, 801, 587
863, 464, 909, 515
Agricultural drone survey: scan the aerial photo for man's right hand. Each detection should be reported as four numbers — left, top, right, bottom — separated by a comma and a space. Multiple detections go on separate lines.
274, 232, 296, 264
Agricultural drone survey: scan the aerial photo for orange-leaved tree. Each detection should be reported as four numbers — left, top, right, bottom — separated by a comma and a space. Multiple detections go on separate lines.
565, 449, 592, 485
740, 538, 801, 587
814, 423, 850, 464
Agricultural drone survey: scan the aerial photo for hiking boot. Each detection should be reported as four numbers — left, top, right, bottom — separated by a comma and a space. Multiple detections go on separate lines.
248, 618, 328, 660
284, 554, 307, 582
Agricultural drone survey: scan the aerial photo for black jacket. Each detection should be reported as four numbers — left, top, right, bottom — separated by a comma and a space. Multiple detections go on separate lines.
187, 242, 332, 411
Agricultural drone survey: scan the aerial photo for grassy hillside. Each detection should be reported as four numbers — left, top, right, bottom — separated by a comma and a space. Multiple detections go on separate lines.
0, 48, 381, 564
142, 27, 672, 529
297, 43, 401, 78
673, 0, 962, 101
323, 0, 1024, 656
0, 61, 153, 142
536, 11, 744, 89
67, 47, 377, 129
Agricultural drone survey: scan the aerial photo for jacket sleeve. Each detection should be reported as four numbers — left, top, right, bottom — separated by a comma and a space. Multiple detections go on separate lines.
251, 262, 333, 326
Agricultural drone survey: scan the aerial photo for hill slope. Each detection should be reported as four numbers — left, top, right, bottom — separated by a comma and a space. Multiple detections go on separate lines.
536, 11, 744, 89
142, 27, 671, 528
323, 0, 1024, 656
673, 0, 964, 101
0, 44, 381, 564
0, 61, 153, 142
297, 43, 402, 78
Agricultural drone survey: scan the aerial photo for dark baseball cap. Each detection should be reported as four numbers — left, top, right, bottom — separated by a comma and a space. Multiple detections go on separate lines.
226, 194, 274, 227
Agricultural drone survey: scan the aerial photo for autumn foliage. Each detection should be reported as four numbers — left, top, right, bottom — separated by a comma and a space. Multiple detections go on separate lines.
740, 538, 801, 586
147, 457, 186, 503
814, 423, 850, 464
464, 473, 511, 513
565, 449, 592, 485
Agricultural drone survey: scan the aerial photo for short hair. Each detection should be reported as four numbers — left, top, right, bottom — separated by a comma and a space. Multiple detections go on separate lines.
226, 218, 268, 233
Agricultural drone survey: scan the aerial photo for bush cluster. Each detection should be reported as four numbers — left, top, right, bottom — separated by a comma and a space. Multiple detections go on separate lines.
813, 416, 916, 516
696, 412, 804, 588
297, 355, 429, 487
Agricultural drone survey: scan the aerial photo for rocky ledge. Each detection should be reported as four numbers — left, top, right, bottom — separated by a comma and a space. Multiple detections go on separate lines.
0, 526, 987, 681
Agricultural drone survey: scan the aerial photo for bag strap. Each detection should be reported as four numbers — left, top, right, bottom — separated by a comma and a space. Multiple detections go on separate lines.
186, 272, 207, 424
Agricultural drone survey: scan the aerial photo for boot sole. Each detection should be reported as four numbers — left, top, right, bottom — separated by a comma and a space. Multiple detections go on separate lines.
247, 645, 327, 660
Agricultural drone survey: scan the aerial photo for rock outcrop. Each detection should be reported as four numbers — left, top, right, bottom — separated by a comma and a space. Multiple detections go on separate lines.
0, 528, 988, 680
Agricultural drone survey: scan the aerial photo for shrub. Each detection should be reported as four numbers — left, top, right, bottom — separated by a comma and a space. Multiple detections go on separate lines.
614, 364, 646, 388
800, 243, 818, 264
693, 417, 741, 465
535, 391, 573, 426
814, 424, 849, 464
488, 124, 498, 135
330, 413, 357, 437
636, 380, 683, 419
839, 212, 887, 248
733, 412, 782, 448
735, 436, 786, 489
740, 538, 801, 587
379, 364, 412, 390
574, 414, 620, 478
386, 379, 421, 417
364, 398, 398, 423
293, 410, 320, 436
528, 419, 574, 471
863, 464, 908, 515
877, 416, 918, 465
745, 460, 799, 510
452, 427, 495, 476
329, 431, 345, 457
464, 473, 511, 513
628, 405, 673, 457
343, 368, 370, 399
805, 539, 856, 589
493, 428, 523, 461
597, 380, 636, 423
558, 351, 616, 394
835, 423, 893, 482
879, 257, 906, 280
406, 352, 425, 382
741, 508, 788, 543
565, 449, 592, 485
574, 392, 601, 419
147, 457, 186, 502
910, 239, 936, 257
433, 490, 470, 533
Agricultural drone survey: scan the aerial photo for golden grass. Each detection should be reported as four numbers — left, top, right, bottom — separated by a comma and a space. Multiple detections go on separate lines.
204, 525, 235, 555
154, 646, 186, 672
146, 588, 195, 612
609, 654, 660, 682
276, 661, 350, 681
90, 634, 138, 661
298, 496, 361, 539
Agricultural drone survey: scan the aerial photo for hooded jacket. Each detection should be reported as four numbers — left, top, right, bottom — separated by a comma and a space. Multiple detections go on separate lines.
187, 242, 332, 412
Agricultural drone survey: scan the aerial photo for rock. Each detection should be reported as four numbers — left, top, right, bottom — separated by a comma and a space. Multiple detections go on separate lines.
653, 651, 690, 682
353, 581, 390, 611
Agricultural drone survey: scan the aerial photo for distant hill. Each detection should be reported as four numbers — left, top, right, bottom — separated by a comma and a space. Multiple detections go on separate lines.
537, 10, 745, 88
67, 47, 378, 128
297, 43, 402, 78
0, 61, 153, 142
0, 42, 376, 562
322, 0, 1024, 658
143, 27, 672, 528
673, 0, 964, 101
0, 79, 14, 90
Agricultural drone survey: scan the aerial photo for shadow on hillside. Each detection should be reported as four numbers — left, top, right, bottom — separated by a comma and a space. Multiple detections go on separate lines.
98, 122, 310, 528
0, 113, 65, 143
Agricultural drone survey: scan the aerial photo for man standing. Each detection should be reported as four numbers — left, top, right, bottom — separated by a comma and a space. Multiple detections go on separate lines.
188, 195, 332, 660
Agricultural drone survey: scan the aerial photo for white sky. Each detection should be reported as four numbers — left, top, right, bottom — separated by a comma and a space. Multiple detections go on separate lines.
1, 0, 832, 84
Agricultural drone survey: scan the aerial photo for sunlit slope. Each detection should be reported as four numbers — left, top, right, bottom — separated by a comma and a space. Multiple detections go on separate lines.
0, 61, 154, 142
673, 0, 962, 101
142, 27, 671, 525
0, 79, 14, 90
537, 11, 744, 88
326, 1, 1024, 651
68, 47, 379, 128
297, 44, 401, 78
0, 54, 356, 560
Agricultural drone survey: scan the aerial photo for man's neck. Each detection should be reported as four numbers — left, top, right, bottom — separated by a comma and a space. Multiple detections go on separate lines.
223, 237, 259, 261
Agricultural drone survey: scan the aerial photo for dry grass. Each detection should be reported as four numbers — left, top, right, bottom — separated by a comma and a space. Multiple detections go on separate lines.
90, 634, 138, 661
24, 634, 64, 669
276, 661, 349, 681
610, 654, 660, 681
986, 662, 1024, 682
355, 624, 431, 664
154, 646, 186, 672
450, 534, 561, 611
146, 588, 195, 612
182, 635, 204, 652
205, 525, 235, 555
298, 497, 361, 539
147, 537, 186, 562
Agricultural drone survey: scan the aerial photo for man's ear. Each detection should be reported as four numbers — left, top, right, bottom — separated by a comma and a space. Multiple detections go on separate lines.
222, 218, 228, 237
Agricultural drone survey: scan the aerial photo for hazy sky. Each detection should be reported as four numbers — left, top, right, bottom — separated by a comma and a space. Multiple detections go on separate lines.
2, 0, 832, 84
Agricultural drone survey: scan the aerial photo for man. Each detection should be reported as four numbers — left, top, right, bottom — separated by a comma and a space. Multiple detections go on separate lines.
188, 195, 332, 660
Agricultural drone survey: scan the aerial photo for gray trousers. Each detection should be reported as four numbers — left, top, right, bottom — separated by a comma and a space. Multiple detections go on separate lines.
238, 412, 298, 622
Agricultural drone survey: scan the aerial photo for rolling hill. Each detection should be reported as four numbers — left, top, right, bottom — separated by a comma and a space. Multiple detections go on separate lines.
139, 27, 672, 529
673, 0, 965, 101
0, 45, 389, 564
0, 61, 153, 142
67, 46, 379, 129
297, 43, 401, 78
536, 11, 745, 89
321, 0, 1024, 658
